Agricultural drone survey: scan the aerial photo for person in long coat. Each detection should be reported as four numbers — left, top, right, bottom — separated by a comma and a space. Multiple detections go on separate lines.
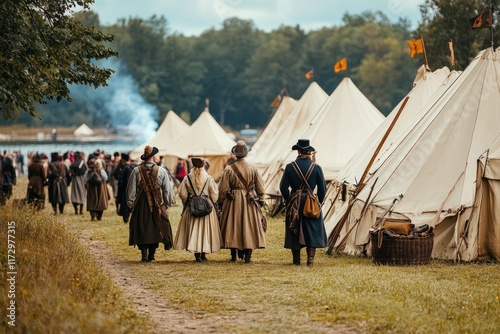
279, 139, 327, 266
0, 155, 16, 206
127, 146, 174, 262
84, 159, 109, 221
27, 153, 46, 210
47, 152, 70, 214
218, 140, 266, 263
69, 151, 87, 215
174, 157, 221, 262
114, 153, 132, 223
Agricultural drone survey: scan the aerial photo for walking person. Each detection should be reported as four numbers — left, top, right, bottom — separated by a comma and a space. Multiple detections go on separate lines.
69, 151, 87, 215
218, 140, 266, 263
0, 155, 17, 206
27, 153, 46, 211
279, 139, 327, 266
127, 146, 175, 262
47, 152, 70, 214
84, 159, 109, 221
174, 157, 221, 262
115, 153, 134, 223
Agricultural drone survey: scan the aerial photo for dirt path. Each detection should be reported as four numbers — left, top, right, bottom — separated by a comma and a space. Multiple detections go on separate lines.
82, 231, 360, 334
82, 231, 233, 333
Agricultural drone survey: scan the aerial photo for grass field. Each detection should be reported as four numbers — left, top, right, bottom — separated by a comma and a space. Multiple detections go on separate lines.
1, 176, 499, 333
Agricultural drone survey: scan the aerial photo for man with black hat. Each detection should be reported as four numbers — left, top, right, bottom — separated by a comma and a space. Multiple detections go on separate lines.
218, 140, 266, 263
279, 139, 327, 266
127, 146, 174, 262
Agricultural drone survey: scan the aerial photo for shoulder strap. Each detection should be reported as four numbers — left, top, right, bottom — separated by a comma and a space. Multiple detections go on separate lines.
231, 164, 251, 191
187, 175, 208, 196
291, 161, 315, 194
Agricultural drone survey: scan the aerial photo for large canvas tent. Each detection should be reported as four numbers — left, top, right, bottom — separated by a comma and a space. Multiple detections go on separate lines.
247, 96, 298, 172
130, 110, 190, 172
326, 48, 500, 262
257, 82, 328, 181
164, 107, 236, 180
264, 77, 384, 198
323, 66, 460, 224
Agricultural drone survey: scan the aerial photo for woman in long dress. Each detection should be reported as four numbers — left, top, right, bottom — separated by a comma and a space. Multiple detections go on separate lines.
69, 151, 87, 215
84, 159, 109, 221
174, 157, 221, 262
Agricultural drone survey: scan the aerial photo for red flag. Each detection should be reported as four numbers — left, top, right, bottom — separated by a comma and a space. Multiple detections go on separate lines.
470, 9, 493, 29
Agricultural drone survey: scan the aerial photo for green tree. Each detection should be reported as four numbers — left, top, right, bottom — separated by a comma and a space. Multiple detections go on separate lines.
417, 0, 500, 70
0, 0, 118, 120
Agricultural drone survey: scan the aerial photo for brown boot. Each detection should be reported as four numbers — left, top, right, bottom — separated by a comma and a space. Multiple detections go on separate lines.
306, 247, 316, 267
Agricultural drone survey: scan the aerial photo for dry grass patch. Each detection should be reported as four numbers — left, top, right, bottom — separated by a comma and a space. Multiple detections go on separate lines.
0, 192, 151, 333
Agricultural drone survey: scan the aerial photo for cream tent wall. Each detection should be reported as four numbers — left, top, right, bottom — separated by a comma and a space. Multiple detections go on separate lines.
129, 110, 190, 172
264, 77, 384, 198
247, 96, 298, 172
323, 67, 460, 228
165, 107, 236, 181
326, 48, 500, 261
467, 134, 500, 261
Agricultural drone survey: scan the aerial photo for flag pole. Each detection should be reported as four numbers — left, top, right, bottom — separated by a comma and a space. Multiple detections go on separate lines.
490, 4, 494, 49
421, 35, 430, 70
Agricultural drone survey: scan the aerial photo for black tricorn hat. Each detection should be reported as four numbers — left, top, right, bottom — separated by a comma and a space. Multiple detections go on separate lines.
291, 139, 315, 152
141, 146, 159, 160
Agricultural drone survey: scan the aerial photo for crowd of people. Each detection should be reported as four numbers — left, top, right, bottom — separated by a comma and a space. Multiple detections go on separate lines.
1, 138, 328, 266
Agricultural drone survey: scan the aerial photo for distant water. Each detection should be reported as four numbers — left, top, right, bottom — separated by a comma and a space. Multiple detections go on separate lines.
1, 139, 142, 156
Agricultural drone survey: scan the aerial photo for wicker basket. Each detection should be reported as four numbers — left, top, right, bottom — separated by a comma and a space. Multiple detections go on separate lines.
370, 231, 434, 265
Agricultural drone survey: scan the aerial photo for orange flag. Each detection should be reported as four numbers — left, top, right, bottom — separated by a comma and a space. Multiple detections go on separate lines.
305, 69, 314, 79
407, 38, 424, 58
334, 57, 347, 73
470, 9, 492, 29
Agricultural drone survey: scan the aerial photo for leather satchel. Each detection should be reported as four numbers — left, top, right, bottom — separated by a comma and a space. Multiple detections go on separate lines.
291, 161, 321, 219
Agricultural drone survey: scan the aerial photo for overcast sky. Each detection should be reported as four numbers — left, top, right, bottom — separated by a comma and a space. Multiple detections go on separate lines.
88, 0, 424, 36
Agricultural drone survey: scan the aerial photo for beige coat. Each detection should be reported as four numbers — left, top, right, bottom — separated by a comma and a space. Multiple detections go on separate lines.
174, 170, 222, 253
218, 159, 266, 250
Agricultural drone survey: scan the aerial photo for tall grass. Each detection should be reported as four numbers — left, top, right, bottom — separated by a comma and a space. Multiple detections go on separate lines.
1, 176, 499, 333
0, 182, 151, 334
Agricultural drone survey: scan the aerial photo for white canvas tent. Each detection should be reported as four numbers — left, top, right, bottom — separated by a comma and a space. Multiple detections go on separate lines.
247, 96, 298, 171
74, 124, 95, 137
258, 82, 328, 180
264, 77, 384, 198
259, 82, 328, 191
164, 107, 236, 180
129, 110, 190, 172
323, 67, 460, 224
326, 48, 500, 262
